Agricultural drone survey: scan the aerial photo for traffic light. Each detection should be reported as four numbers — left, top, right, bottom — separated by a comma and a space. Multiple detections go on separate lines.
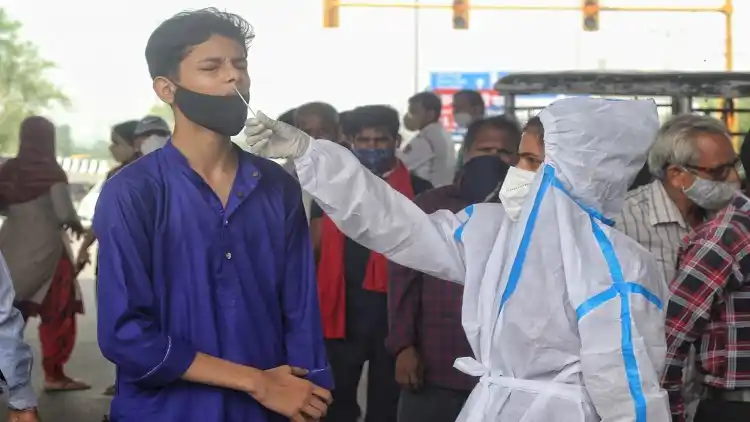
323, 0, 339, 28
453, 0, 469, 30
582, 0, 599, 32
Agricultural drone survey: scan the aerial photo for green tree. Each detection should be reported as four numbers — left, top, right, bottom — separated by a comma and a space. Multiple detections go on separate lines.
148, 101, 175, 129
55, 123, 73, 156
0, 8, 69, 153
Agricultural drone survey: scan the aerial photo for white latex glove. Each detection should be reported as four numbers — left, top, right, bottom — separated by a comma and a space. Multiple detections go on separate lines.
244, 111, 312, 159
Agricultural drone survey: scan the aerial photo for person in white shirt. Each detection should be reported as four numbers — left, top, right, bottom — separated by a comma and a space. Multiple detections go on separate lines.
453, 90, 487, 173
401, 92, 456, 187
133, 115, 171, 155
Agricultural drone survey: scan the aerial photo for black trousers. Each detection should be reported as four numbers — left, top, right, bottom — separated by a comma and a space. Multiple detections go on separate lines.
694, 399, 750, 422
324, 327, 399, 422
397, 383, 471, 422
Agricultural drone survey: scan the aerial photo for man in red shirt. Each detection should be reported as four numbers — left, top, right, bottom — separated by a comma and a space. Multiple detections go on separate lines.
386, 116, 519, 422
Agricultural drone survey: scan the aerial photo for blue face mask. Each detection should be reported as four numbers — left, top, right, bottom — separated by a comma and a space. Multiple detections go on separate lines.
352, 148, 395, 175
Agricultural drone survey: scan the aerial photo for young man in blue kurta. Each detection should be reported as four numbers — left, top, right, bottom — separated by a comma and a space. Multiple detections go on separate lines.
93, 8, 333, 422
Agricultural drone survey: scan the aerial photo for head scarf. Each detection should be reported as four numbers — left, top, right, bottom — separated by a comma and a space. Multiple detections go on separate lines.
0, 116, 68, 205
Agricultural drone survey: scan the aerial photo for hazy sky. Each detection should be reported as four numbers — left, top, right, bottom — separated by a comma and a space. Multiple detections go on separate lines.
2, 0, 746, 144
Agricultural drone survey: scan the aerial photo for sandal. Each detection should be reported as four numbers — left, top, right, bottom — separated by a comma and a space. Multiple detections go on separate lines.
44, 378, 91, 393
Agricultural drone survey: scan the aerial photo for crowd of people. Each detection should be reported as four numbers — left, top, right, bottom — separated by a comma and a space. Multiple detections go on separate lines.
1, 6, 750, 422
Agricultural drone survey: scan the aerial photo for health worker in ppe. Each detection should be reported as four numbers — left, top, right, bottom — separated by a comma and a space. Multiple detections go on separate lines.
244, 97, 671, 422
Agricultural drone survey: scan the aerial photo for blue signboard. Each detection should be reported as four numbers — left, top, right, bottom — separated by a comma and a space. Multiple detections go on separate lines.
429, 72, 493, 91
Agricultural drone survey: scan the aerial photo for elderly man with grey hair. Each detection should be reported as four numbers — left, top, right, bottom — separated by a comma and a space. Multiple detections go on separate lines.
614, 113, 742, 421
0, 251, 38, 422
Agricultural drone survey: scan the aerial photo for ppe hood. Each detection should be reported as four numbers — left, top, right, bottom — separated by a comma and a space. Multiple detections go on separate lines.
539, 97, 659, 218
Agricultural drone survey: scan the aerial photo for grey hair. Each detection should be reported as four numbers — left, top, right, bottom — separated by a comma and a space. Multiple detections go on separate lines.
647, 113, 730, 179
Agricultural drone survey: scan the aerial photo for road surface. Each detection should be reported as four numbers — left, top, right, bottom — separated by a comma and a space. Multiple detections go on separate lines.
0, 244, 369, 421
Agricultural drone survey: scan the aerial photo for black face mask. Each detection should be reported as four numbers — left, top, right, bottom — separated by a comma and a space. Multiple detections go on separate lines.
173, 85, 248, 136
459, 155, 510, 204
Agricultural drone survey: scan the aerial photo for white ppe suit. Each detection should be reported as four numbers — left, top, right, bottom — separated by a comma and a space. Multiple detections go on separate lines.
291, 97, 671, 421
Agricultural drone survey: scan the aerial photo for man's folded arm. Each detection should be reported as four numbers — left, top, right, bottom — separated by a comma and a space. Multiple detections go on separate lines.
93, 181, 263, 393
294, 139, 466, 283
0, 253, 36, 410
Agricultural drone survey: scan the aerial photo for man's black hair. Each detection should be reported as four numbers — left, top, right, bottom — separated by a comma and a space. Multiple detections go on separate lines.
145, 8, 255, 79
346, 105, 400, 139
278, 108, 297, 127
295, 102, 339, 129
463, 115, 521, 152
339, 110, 354, 136
408, 92, 442, 120
524, 116, 544, 135
454, 90, 485, 111
112, 120, 139, 145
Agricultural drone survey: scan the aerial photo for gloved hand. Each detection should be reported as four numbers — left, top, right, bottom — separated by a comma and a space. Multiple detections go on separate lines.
244, 111, 312, 159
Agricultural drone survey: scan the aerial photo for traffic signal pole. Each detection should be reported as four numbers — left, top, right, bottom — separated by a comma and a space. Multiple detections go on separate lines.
324, 0, 733, 72
324, 0, 736, 135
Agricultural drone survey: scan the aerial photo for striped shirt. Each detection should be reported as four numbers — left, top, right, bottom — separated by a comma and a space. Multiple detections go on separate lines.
613, 180, 689, 282
615, 180, 703, 421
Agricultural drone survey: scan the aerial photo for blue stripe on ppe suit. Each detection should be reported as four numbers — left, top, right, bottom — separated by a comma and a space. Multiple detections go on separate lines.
491, 164, 663, 422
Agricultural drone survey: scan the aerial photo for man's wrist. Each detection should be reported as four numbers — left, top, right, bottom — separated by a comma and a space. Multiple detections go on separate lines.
237, 365, 264, 396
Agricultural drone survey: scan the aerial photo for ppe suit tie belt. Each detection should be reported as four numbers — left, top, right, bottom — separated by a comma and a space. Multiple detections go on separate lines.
454, 357, 585, 402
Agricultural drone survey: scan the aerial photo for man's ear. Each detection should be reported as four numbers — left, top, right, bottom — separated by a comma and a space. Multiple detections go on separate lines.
395, 134, 402, 149
153, 77, 176, 105
666, 165, 688, 190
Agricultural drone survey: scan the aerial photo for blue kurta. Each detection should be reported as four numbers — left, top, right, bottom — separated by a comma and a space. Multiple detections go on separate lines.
93, 141, 333, 422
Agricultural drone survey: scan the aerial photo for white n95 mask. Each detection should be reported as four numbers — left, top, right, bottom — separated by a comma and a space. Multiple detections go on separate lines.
453, 112, 473, 128
141, 135, 169, 155
498, 166, 537, 221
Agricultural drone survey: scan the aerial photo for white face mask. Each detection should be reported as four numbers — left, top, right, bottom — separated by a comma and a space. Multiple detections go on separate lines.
454, 112, 473, 128
498, 166, 537, 221
141, 135, 168, 155
683, 175, 740, 211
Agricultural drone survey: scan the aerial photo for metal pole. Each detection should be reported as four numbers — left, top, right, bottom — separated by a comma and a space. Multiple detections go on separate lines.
725, 0, 733, 71
721, 0, 737, 147
414, 0, 420, 92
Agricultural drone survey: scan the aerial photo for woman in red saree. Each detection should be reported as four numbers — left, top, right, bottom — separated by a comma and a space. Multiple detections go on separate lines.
0, 116, 89, 392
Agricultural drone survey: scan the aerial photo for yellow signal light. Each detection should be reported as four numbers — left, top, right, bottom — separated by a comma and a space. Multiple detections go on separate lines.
583, 0, 599, 32
453, 0, 469, 30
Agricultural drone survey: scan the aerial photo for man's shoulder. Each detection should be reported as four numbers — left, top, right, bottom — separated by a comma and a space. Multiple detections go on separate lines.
105, 156, 159, 189
613, 181, 658, 229
691, 194, 750, 249
621, 181, 655, 211
98, 156, 162, 212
